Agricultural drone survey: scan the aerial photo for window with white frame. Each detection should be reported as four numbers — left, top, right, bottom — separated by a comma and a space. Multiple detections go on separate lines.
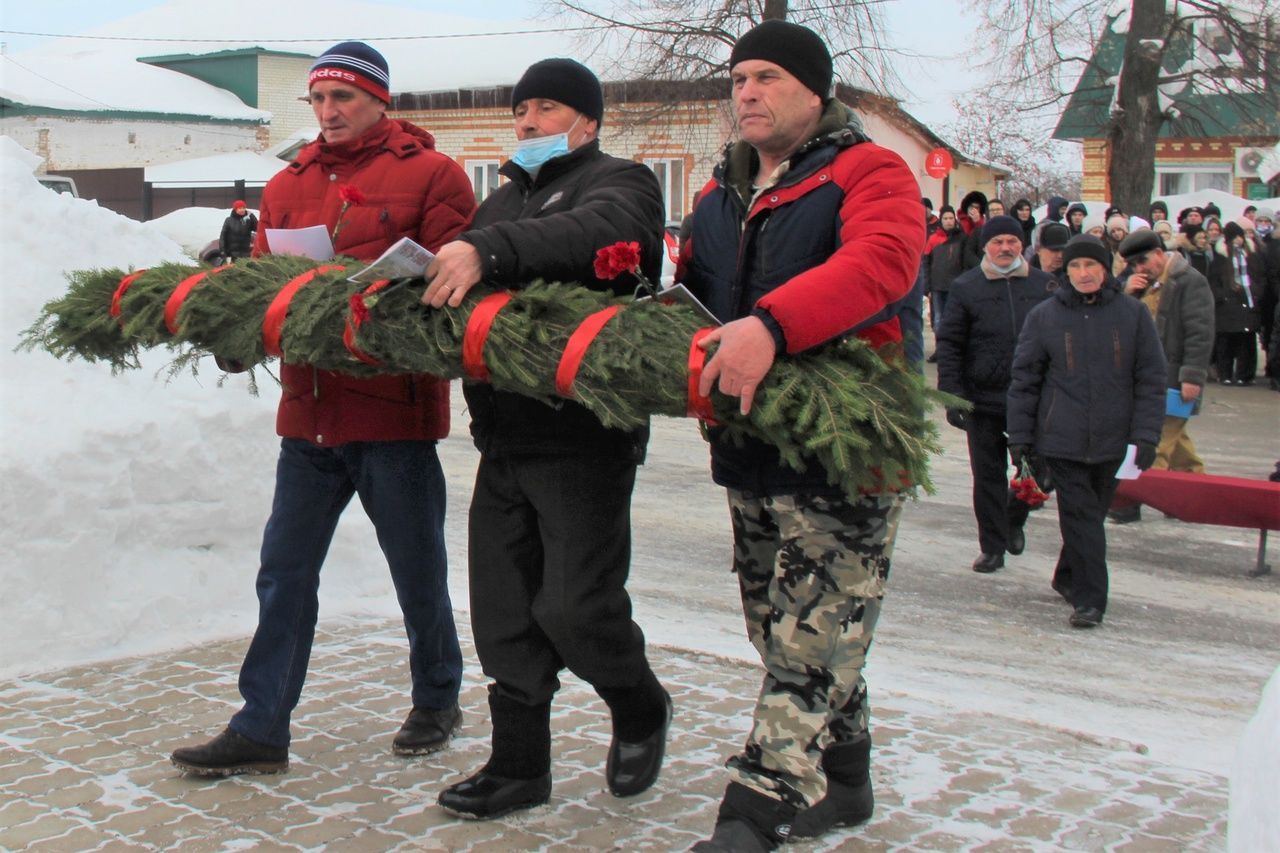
467, 160, 501, 202
1156, 164, 1231, 196
645, 158, 685, 222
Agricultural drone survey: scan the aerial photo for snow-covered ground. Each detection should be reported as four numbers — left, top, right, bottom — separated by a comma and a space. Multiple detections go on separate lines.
1, 135, 1275, 847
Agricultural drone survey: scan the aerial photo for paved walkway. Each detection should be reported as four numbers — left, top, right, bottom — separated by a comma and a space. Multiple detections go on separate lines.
1, 617, 1227, 852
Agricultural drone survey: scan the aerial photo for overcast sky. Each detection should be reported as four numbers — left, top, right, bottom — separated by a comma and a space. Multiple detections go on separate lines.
0, 0, 980, 128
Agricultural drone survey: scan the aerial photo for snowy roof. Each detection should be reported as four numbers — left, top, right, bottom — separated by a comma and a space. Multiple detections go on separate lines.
144, 151, 289, 186
1, 0, 579, 118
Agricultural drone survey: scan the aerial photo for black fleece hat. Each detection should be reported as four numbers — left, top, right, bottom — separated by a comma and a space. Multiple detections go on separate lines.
1223, 221, 1246, 243
1062, 234, 1111, 268
1119, 229, 1162, 260
729, 20, 833, 98
511, 58, 604, 123
1038, 222, 1070, 250
979, 215, 1023, 247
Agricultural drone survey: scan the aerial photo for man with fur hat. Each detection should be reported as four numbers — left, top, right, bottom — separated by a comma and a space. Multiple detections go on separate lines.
1008, 235, 1165, 627
677, 19, 924, 852
422, 57, 672, 821
1114, 229, 1215, 502
936, 216, 1055, 573
171, 40, 475, 775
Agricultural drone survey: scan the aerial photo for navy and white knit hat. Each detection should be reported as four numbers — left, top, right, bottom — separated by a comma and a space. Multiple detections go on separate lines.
309, 41, 390, 103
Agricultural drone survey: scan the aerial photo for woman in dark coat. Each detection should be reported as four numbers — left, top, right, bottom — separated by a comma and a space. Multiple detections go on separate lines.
1208, 222, 1266, 385
1007, 236, 1166, 628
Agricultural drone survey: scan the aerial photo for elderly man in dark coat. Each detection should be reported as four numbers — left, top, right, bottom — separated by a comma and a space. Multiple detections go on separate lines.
1008, 235, 1166, 627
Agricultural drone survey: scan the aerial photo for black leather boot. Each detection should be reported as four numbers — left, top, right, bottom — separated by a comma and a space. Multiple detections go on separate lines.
790, 736, 874, 838
170, 727, 288, 776
437, 688, 552, 820
598, 672, 673, 797
392, 703, 461, 755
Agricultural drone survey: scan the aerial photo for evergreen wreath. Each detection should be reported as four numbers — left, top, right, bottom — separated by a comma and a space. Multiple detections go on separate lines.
19, 254, 960, 499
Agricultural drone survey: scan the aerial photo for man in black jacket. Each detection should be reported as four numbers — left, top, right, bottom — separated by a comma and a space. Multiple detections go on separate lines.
935, 216, 1055, 572
421, 58, 671, 820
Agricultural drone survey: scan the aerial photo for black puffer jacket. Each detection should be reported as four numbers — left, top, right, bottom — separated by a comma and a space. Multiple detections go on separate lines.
219, 211, 257, 259
1207, 242, 1266, 334
935, 261, 1056, 415
1007, 279, 1166, 463
459, 140, 664, 460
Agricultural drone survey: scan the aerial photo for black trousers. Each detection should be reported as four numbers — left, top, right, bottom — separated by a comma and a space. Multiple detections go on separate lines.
965, 411, 1033, 555
1214, 331, 1257, 383
1045, 457, 1121, 613
468, 452, 654, 708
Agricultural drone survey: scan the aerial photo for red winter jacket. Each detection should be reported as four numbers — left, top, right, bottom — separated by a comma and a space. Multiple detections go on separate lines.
253, 117, 476, 446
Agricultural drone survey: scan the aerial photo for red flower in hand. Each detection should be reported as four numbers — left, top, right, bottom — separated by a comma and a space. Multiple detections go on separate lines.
338, 184, 368, 205
349, 292, 370, 327
594, 241, 643, 281
1010, 459, 1050, 508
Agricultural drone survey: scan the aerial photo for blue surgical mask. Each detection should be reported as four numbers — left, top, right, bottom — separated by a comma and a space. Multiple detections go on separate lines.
1257, 221, 1274, 238
511, 116, 580, 178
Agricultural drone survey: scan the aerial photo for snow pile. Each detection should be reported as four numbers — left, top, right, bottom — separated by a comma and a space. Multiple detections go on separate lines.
146, 206, 244, 258
0, 137, 401, 679
1229, 665, 1280, 851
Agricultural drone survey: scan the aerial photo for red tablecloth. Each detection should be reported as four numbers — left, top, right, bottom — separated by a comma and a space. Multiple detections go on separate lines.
1113, 469, 1280, 530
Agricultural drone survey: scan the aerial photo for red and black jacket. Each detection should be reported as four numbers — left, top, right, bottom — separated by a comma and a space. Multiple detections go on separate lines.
679, 101, 924, 495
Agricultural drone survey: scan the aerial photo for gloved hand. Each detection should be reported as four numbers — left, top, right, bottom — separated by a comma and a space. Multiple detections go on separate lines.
214, 355, 247, 374
1135, 441, 1158, 471
945, 408, 969, 431
1008, 444, 1033, 469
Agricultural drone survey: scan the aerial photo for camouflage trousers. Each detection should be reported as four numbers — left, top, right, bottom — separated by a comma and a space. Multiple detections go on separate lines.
724, 489, 905, 808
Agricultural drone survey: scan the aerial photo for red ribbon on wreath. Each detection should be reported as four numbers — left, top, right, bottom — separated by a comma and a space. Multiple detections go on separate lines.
109, 269, 149, 322
555, 305, 621, 396
462, 292, 514, 381
687, 327, 718, 422
342, 278, 392, 366
262, 264, 346, 357
164, 264, 232, 334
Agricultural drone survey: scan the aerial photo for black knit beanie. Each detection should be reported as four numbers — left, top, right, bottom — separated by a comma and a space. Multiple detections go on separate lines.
511, 58, 604, 123
979, 215, 1024, 247
1061, 234, 1111, 269
729, 20, 833, 98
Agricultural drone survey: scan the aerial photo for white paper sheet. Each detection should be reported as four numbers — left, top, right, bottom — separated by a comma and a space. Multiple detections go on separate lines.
264, 225, 334, 261
1116, 444, 1143, 480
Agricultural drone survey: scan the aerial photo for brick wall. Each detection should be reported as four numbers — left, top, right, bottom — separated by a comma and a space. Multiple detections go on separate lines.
257, 55, 315, 145
1079, 135, 1277, 200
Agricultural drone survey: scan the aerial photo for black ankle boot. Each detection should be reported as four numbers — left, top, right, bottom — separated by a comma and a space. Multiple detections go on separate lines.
597, 671, 672, 797
692, 782, 798, 851
790, 736, 874, 838
437, 687, 552, 820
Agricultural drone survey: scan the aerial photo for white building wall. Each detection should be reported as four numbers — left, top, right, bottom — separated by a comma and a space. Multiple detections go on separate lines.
0, 115, 264, 172
258, 55, 315, 144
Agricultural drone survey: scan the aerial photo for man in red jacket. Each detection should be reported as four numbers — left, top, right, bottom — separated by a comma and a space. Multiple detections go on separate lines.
170, 41, 476, 776
681, 21, 924, 853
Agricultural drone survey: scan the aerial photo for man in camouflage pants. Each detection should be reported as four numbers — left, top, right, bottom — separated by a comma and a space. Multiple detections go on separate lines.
678, 20, 924, 853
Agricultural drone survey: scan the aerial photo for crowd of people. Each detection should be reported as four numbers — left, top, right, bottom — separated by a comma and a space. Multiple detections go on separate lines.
151, 21, 1274, 853
924, 186, 1278, 624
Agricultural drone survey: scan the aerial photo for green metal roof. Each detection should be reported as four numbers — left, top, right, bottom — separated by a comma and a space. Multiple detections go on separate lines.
1053, 15, 1280, 140
0, 98, 265, 124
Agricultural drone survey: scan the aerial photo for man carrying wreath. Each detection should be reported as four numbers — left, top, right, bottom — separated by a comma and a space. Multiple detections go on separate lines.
678, 21, 925, 852
170, 42, 475, 775
420, 58, 672, 820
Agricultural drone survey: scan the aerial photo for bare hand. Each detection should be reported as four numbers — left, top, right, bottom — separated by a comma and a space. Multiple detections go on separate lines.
1181, 382, 1200, 402
1125, 272, 1149, 295
697, 316, 778, 415
422, 241, 483, 309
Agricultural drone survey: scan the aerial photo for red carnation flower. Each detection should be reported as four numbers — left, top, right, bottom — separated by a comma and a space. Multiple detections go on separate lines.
349, 292, 370, 327
338, 184, 367, 206
593, 241, 643, 281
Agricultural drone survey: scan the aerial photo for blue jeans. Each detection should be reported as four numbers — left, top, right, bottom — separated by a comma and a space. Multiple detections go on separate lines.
230, 438, 461, 747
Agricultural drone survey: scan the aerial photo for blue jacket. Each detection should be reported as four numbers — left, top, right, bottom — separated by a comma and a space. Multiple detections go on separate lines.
1007, 280, 1166, 463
